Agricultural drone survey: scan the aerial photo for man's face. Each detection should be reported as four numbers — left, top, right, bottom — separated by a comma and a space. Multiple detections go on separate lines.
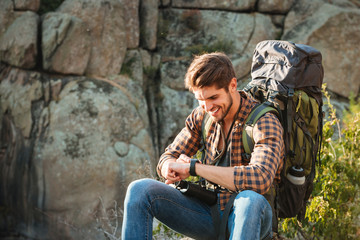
193, 85, 233, 123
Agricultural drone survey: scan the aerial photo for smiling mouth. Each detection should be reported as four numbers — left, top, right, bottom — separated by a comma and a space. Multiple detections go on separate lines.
209, 107, 220, 115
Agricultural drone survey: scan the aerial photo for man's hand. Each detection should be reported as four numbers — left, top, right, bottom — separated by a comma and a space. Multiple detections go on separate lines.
162, 154, 195, 184
161, 159, 181, 184
161, 155, 235, 190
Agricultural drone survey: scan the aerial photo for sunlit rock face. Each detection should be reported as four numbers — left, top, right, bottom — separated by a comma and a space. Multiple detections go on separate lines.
1, 67, 154, 239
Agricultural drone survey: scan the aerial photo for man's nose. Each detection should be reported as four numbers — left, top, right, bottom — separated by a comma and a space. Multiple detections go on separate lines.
202, 100, 212, 112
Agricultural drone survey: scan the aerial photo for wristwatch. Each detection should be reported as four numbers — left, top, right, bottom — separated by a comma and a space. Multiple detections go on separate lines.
189, 159, 200, 176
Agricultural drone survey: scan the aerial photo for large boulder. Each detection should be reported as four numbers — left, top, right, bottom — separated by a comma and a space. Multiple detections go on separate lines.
0, 66, 155, 239
0, 11, 39, 69
58, 0, 127, 77
33, 77, 154, 238
41, 12, 92, 75
283, 1, 360, 98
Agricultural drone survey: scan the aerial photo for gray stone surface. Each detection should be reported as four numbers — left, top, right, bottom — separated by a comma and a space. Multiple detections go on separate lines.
58, 0, 127, 77
123, 0, 140, 48
0, 0, 17, 37
171, 0, 256, 11
1, 73, 154, 239
140, 0, 158, 50
257, 0, 295, 13
158, 85, 198, 150
42, 12, 91, 75
14, 0, 40, 11
0, 68, 43, 138
0, 11, 39, 69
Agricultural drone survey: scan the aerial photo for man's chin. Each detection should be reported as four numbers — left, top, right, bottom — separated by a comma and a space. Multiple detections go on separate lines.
210, 114, 223, 123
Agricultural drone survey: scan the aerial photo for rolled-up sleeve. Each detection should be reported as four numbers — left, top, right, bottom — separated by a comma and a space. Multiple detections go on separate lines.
157, 107, 204, 178
233, 112, 284, 194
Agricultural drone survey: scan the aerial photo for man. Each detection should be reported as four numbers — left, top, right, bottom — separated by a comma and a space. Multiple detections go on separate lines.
122, 52, 284, 240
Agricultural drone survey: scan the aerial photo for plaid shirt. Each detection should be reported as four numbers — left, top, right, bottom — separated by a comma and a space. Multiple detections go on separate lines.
157, 91, 284, 210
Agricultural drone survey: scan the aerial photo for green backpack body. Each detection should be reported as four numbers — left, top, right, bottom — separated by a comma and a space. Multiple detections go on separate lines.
242, 89, 322, 220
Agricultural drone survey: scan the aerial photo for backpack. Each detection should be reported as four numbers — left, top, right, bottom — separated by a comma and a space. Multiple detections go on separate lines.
195, 40, 323, 237
243, 40, 324, 220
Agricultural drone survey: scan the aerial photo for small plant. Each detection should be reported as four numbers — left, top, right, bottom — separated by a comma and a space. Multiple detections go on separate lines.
96, 197, 123, 240
153, 220, 185, 240
120, 56, 137, 78
157, 17, 171, 41
143, 66, 157, 80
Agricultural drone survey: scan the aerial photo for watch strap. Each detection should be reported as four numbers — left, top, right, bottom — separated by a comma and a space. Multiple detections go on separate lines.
189, 159, 199, 176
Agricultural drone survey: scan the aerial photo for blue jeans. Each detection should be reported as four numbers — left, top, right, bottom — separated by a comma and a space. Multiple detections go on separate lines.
121, 179, 272, 240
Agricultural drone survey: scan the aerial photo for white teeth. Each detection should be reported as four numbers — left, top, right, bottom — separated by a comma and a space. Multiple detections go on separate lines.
210, 107, 219, 114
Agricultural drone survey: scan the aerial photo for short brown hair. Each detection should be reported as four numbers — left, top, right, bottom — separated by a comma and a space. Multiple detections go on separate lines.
184, 52, 236, 91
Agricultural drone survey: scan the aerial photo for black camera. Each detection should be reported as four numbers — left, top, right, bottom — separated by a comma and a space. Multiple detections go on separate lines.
174, 180, 217, 205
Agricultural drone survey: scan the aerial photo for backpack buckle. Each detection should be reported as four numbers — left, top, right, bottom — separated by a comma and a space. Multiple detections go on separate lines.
288, 88, 294, 97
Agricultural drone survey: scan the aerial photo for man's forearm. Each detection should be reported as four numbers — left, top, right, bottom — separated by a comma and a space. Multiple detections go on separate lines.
195, 164, 236, 191
159, 155, 237, 191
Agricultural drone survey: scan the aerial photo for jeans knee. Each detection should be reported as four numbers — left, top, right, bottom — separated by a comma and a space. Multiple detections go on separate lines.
124, 178, 155, 207
229, 190, 272, 239
233, 190, 270, 214
127, 178, 151, 194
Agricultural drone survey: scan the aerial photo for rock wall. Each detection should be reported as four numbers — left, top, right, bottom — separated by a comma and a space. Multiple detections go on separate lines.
0, 0, 359, 239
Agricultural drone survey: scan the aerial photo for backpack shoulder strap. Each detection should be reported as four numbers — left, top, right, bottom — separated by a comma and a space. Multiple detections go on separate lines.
242, 102, 279, 155
195, 112, 212, 162
202, 112, 212, 142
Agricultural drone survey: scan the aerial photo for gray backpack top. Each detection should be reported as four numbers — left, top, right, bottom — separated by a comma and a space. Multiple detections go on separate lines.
250, 40, 323, 94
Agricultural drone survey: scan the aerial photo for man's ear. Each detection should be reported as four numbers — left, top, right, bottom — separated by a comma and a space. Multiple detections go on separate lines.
229, 77, 237, 92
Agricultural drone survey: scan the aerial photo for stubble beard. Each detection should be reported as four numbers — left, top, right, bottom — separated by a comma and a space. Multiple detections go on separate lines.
213, 92, 233, 123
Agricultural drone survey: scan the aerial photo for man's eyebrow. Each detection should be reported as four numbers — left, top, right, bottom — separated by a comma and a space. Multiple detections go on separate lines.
207, 94, 218, 99
196, 93, 218, 101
